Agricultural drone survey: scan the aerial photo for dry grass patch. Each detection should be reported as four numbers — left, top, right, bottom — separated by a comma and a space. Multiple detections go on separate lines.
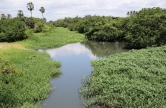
0, 43, 26, 49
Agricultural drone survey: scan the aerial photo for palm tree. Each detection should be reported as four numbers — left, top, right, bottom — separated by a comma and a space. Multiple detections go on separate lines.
27, 2, 34, 17
7, 14, 12, 19
129, 11, 133, 16
127, 11, 130, 16
17, 10, 24, 18
39, 7, 45, 18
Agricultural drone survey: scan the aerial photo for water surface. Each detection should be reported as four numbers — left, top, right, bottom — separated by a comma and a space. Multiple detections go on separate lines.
40, 41, 128, 108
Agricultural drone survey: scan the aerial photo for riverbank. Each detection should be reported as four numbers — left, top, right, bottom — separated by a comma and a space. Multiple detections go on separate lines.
0, 27, 85, 108
80, 46, 166, 108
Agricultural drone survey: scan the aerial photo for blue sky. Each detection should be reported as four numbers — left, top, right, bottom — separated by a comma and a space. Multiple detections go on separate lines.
0, 0, 166, 21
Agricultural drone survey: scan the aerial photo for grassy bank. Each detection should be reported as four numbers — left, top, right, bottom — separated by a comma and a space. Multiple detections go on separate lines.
18, 27, 85, 50
0, 27, 85, 108
80, 46, 166, 108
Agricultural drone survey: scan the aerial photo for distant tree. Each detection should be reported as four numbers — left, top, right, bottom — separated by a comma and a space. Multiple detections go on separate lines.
17, 10, 24, 18
27, 2, 34, 17
127, 11, 130, 16
0, 14, 6, 19
129, 11, 133, 16
7, 14, 12, 19
39, 7, 45, 18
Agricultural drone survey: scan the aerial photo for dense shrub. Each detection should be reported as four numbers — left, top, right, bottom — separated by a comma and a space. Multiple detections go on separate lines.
0, 19, 30, 42
22, 17, 35, 29
33, 22, 44, 33
86, 24, 122, 41
124, 14, 166, 48
18, 17, 54, 33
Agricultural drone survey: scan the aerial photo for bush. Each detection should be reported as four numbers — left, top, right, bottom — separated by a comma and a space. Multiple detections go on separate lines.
0, 19, 30, 42
33, 22, 44, 33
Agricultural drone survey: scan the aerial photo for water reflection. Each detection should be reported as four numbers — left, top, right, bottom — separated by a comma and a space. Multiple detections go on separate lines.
45, 43, 98, 60
40, 41, 128, 108
81, 41, 128, 57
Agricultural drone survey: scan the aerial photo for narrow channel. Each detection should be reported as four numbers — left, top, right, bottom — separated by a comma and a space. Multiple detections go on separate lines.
40, 41, 128, 108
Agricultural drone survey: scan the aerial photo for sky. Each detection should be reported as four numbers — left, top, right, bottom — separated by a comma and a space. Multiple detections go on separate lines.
0, 0, 166, 21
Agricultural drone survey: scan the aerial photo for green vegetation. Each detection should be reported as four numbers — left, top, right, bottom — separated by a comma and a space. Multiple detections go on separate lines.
0, 1, 51, 43
0, 17, 54, 42
0, 19, 31, 42
18, 27, 85, 49
53, 7, 166, 49
0, 1, 82, 108
1, 2, 166, 108
0, 49, 61, 108
0, 27, 85, 108
80, 46, 166, 108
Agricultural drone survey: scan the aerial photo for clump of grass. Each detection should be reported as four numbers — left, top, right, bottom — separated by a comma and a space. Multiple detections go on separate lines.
0, 49, 61, 108
80, 46, 166, 108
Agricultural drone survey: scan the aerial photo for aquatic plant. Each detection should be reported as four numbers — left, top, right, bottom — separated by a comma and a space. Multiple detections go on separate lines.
80, 46, 166, 108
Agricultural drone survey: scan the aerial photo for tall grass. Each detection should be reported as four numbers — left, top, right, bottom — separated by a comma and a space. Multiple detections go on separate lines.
80, 46, 166, 108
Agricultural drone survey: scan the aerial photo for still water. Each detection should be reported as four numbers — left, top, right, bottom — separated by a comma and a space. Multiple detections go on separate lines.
40, 41, 128, 108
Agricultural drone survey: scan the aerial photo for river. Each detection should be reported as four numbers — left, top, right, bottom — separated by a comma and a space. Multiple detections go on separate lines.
40, 41, 128, 108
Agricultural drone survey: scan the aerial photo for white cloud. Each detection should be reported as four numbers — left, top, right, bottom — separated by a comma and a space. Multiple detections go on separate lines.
0, 0, 165, 21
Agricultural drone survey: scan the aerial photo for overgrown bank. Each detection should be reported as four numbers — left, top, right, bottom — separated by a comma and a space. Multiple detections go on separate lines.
53, 7, 166, 49
80, 46, 166, 108
0, 27, 85, 108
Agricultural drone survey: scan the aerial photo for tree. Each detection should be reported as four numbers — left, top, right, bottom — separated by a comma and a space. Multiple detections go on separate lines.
7, 14, 12, 19
127, 11, 130, 16
39, 7, 45, 18
27, 2, 34, 17
17, 10, 24, 18
0, 14, 6, 19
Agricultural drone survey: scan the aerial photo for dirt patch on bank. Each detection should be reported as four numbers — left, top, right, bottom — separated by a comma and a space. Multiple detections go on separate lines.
0, 43, 26, 49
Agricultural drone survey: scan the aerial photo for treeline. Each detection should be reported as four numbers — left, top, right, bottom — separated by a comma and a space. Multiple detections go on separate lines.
0, 2, 54, 42
0, 18, 54, 42
53, 7, 166, 49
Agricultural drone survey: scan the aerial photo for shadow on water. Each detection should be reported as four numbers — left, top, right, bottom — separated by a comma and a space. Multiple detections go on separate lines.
40, 41, 128, 108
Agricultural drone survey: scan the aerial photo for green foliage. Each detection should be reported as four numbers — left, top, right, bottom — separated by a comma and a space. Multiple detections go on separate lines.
123, 13, 166, 48
80, 46, 166, 108
53, 7, 166, 48
0, 49, 61, 108
21, 17, 53, 33
0, 58, 23, 108
0, 19, 30, 42
0, 27, 85, 108
23, 17, 35, 29
33, 21, 44, 33
18, 27, 85, 50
